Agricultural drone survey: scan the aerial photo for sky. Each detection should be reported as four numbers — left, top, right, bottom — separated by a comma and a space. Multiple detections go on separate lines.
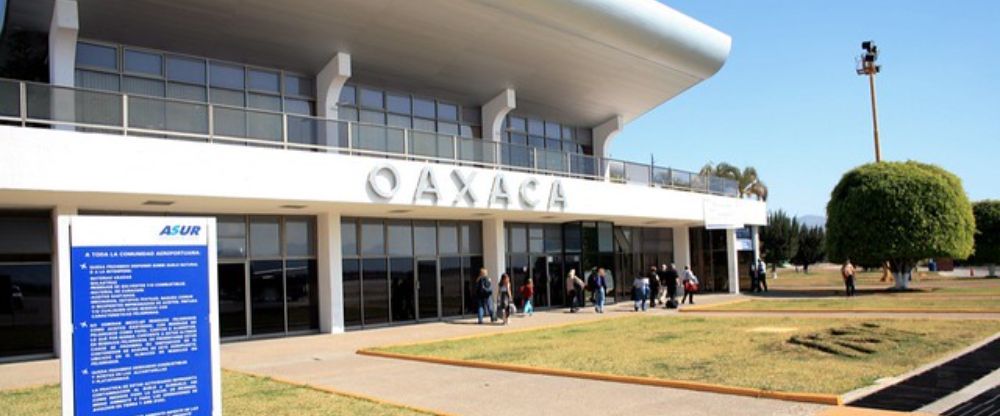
610, 0, 1000, 218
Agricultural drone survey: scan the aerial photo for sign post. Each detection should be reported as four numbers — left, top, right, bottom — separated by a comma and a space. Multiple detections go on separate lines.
61, 216, 220, 416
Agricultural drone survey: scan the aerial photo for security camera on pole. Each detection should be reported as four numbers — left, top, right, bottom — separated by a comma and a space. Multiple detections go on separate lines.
857, 41, 882, 162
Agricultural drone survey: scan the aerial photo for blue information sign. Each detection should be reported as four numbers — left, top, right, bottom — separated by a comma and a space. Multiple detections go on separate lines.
67, 217, 218, 416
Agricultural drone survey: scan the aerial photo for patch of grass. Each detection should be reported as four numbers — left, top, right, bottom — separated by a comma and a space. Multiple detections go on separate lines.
708, 298, 1000, 312
0, 371, 432, 416
375, 316, 1000, 394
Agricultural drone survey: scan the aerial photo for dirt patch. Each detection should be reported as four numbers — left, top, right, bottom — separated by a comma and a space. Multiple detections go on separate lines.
788, 322, 920, 358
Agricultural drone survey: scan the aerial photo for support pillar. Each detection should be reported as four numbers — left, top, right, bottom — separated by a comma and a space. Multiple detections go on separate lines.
751, 225, 761, 264
481, 89, 516, 142
482, 218, 506, 280
52, 205, 77, 357
317, 212, 344, 333
316, 52, 351, 148
592, 116, 623, 178
672, 226, 691, 268
726, 228, 740, 294
49, 0, 78, 87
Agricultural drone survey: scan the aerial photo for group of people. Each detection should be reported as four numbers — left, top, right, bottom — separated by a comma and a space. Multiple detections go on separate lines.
565, 267, 610, 313
474, 268, 537, 325
748, 257, 768, 293
631, 264, 699, 311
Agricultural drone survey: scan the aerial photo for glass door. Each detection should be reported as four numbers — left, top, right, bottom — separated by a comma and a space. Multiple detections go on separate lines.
249, 260, 285, 336
390, 257, 416, 323
416, 258, 439, 321
531, 255, 550, 307
217, 262, 248, 337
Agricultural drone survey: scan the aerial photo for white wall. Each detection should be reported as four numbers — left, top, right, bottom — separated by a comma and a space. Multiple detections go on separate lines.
0, 126, 767, 226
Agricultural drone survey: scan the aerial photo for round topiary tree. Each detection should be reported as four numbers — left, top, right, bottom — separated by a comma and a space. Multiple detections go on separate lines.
970, 200, 1000, 277
826, 161, 975, 289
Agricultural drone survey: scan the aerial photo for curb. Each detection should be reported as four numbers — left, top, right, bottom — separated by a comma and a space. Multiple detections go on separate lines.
677, 298, 752, 311
680, 308, 1000, 314
356, 349, 843, 406
224, 368, 456, 416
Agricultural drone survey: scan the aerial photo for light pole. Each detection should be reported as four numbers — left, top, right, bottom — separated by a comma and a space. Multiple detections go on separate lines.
857, 41, 882, 162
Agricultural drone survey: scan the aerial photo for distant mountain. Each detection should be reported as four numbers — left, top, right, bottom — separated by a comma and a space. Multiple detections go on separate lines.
798, 215, 826, 229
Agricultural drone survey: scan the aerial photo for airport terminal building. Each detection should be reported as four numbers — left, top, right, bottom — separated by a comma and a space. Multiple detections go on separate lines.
0, 0, 765, 361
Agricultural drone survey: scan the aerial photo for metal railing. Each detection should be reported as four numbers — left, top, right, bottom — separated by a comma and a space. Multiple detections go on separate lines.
0, 78, 740, 197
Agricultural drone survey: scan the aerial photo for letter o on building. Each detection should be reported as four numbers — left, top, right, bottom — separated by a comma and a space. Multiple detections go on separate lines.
368, 164, 401, 199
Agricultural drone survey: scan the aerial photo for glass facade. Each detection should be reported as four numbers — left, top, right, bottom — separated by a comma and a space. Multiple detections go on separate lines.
689, 227, 730, 293
0, 211, 53, 360
501, 114, 594, 174
613, 226, 674, 299
341, 218, 482, 328
338, 83, 482, 139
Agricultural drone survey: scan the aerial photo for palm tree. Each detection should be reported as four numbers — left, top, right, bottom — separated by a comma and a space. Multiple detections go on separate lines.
699, 162, 768, 201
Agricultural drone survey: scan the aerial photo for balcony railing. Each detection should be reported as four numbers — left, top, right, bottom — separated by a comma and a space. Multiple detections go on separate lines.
0, 78, 740, 197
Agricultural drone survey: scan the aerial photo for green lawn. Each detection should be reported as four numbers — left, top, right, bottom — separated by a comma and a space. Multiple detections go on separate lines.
0, 371, 431, 416
375, 316, 1000, 394
708, 298, 1000, 312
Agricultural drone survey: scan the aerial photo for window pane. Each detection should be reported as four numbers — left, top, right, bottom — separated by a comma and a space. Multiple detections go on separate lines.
544, 224, 562, 252
438, 223, 458, 254
75, 69, 120, 92
508, 116, 526, 132
285, 218, 315, 257
123, 76, 165, 97
545, 121, 561, 138
0, 264, 53, 357
286, 259, 319, 331
360, 220, 385, 255
527, 118, 544, 135
248, 69, 279, 93
576, 127, 593, 146
123, 49, 162, 76
437, 122, 458, 135
509, 225, 526, 253
217, 263, 246, 337
0, 215, 51, 255
529, 225, 543, 253
284, 98, 313, 115
76, 42, 117, 70
387, 114, 411, 129
166, 56, 206, 84
413, 117, 435, 132
360, 110, 385, 125
359, 87, 383, 109
413, 97, 435, 118
250, 260, 285, 335
250, 216, 281, 258
386, 93, 411, 114
562, 126, 574, 141
390, 257, 415, 322
362, 258, 389, 325
248, 93, 281, 111
436, 102, 457, 121
338, 85, 356, 105
210, 88, 244, 107
285, 74, 314, 97
210, 62, 245, 89
413, 221, 436, 256
460, 223, 482, 254
167, 82, 206, 101
461, 107, 481, 125
342, 259, 362, 326
341, 219, 357, 256
387, 221, 413, 256
339, 107, 358, 122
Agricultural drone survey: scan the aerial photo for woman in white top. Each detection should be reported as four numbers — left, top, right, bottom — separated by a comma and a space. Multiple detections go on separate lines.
681, 266, 699, 305
633, 273, 650, 312
565, 269, 585, 313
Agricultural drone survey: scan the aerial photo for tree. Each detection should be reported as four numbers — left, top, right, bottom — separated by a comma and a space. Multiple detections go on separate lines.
826, 161, 975, 289
792, 225, 825, 273
969, 200, 1000, 277
760, 210, 799, 277
700, 162, 769, 201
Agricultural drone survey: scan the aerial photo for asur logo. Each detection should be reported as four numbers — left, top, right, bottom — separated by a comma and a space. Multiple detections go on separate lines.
159, 225, 201, 236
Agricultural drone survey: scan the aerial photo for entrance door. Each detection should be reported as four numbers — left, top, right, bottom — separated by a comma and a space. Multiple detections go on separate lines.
416, 259, 439, 321
217, 263, 248, 337
531, 255, 550, 307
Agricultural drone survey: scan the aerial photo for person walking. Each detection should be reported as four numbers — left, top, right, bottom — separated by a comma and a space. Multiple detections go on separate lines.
633, 273, 650, 311
661, 264, 679, 306
475, 268, 495, 324
841, 259, 857, 297
592, 267, 609, 313
648, 266, 661, 307
749, 258, 760, 293
681, 266, 698, 305
498, 273, 513, 325
520, 278, 534, 317
565, 269, 585, 313
757, 258, 768, 292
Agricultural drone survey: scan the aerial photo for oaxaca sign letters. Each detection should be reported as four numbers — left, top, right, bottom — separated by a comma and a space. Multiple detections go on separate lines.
62, 216, 221, 416
367, 164, 567, 209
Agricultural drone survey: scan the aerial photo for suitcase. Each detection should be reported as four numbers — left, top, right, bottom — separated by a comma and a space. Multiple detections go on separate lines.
666, 299, 679, 309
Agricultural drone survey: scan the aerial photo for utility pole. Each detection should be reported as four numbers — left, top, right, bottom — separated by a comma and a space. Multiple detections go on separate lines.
857, 41, 882, 162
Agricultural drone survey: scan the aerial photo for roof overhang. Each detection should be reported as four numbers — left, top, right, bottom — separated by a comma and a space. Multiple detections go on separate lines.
6, 0, 731, 127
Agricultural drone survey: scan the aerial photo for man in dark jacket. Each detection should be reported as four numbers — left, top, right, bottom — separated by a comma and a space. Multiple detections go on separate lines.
648, 266, 661, 306
661, 263, 679, 304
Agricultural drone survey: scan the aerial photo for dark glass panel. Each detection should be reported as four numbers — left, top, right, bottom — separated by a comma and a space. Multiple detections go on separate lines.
389, 257, 416, 322
528, 225, 544, 253
543, 224, 562, 253
338, 84, 356, 105
340, 219, 357, 256
166, 56, 206, 84
342, 259, 362, 327
387, 220, 413, 256
361, 258, 389, 325
249, 216, 281, 258
547, 254, 565, 306
360, 220, 385, 256
438, 223, 459, 254
217, 263, 246, 337
386, 93, 411, 114
285, 217, 315, 257
545, 121, 560, 138
508, 116, 526, 132
248, 69, 280, 93
284, 74, 315, 98
508, 224, 527, 253
508, 254, 529, 306
285, 260, 318, 331
359, 87, 384, 109
0, 215, 51, 257
460, 223, 482, 254
462, 256, 483, 314
210, 62, 245, 89
564, 223, 582, 252
436, 102, 458, 121
413, 222, 437, 257
416, 259, 438, 320
527, 118, 544, 136
250, 260, 285, 335
76, 42, 117, 70
440, 256, 463, 317
0, 264, 53, 358
413, 97, 435, 119
531, 255, 550, 307
124, 49, 162, 76
598, 222, 614, 253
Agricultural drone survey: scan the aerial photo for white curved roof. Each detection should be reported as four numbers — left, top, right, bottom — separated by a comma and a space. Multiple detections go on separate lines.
10, 0, 731, 127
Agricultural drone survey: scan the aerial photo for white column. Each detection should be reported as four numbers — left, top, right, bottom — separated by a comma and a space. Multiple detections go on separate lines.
751, 225, 761, 264
672, 226, 691, 268
316, 212, 344, 333
482, 218, 506, 279
315, 52, 352, 149
726, 228, 740, 294
592, 115, 623, 178
49, 0, 79, 87
51, 205, 77, 357
481, 89, 516, 142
